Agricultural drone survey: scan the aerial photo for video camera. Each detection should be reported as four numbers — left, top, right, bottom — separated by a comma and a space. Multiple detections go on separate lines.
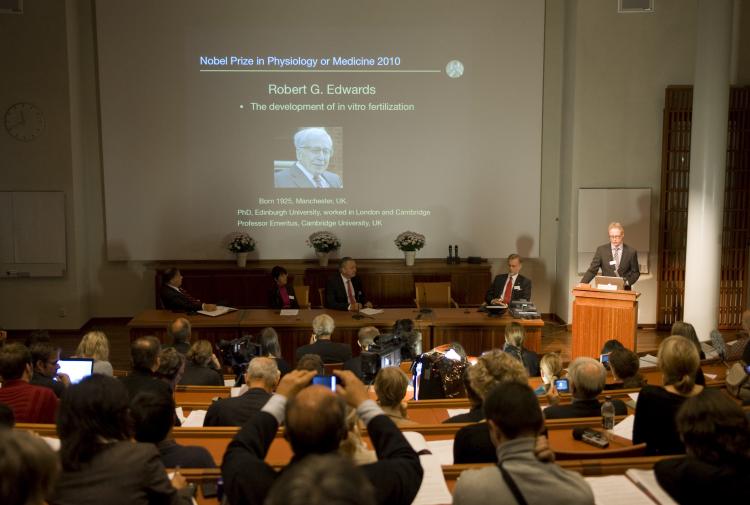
360, 333, 404, 384
216, 335, 262, 385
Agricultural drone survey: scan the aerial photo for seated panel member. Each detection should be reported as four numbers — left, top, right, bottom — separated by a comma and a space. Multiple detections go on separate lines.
325, 257, 372, 311
275, 127, 342, 189
268, 266, 299, 310
580, 222, 640, 290
160, 267, 217, 312
485, 254, 531, 305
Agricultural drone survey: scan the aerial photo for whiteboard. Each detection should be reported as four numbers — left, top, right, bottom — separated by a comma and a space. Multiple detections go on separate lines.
577, 188, 651, 274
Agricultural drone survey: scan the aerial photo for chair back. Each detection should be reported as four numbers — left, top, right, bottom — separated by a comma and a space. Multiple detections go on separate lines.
295, 285, 311, 309
415, 282, 457, 309
318, 287, 326, 308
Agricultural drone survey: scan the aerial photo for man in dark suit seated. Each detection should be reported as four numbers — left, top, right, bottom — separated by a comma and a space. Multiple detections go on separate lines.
344, 326, 379, 380
222, 369, 423, 505
485, 253, 532, 305
131, 391, 216, 468
295, 314, 352, 364
544, 357, 628, 419
325, 257, 372, 311
160, 267, 217, 312
118, 336, 173, 401
164, 317, 191, 355
580, 222, 640, 290
204, 357, 279, 426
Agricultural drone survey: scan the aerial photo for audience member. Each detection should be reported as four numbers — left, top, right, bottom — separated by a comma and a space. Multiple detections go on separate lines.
29, 341, 68, 397
654, 389, 750, 504
155, 347, 186, 391
535, 352, 564, 395
324, 257, 372, 311
503, 322, 540, 376
633, 335, 705, 455
51, 375, 192, 504
452, 382, 594, 505
265, 454, 376, 505
444, 368, 483, 423
131, 391, 215, 468
118, 336, 173, 401
604, 348, 646, 390
392, 319, 423, 360
0, 343, 58, 423
544, 357, 627, 419
344, 326, 379, 379
165, 318, 191, 355
268, 265, 300, 310
258, 327, 291, 375
75, 331, 113, 376
296, 353, 325, 375
453, 350, 528, 464
204, 357, 278, 426
179, 340, 223, 386
294, 314, 352, 363
0, 403, 14, 428
222, 369, 422, 505
671, 321, 707, 385
373, 367, 416, 426
0, 429, 59, 505
160, 267, 216, 312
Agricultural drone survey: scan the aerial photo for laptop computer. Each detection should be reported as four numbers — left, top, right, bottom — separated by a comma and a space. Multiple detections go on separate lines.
57, 358, 95, 384
594, 275, 625, 291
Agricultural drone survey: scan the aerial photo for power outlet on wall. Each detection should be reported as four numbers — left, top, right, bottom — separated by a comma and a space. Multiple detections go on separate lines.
58, 307, 67, 318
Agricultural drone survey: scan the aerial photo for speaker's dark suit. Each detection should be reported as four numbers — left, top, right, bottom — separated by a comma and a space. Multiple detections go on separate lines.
485, 274, 532, 304
325, 274, 367, 310
581, 243, 640, 288
160, 285, 202, 312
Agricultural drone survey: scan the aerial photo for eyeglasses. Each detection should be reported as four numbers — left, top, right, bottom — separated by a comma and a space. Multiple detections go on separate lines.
608, 235, 622, 239
301, 146, 332, 156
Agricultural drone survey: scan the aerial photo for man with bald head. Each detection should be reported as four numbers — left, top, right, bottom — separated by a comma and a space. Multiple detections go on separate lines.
222, 369, 422, 505
166, 317, 191, 355
275, 127, 343, 188
118, 336, 172, 401
204, 357, 279, 426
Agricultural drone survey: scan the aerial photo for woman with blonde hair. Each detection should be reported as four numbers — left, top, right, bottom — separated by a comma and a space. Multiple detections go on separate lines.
633, 335, 705, 455
75, 331, 113, 376
535, 352, 565, 394
373, 366, 416, 427
178, 340, 223, 386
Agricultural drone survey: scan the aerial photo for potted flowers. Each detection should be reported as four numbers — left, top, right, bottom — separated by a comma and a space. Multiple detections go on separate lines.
227, 232, 255, 267
307, 231, 341, 266
394, 231, 425, 266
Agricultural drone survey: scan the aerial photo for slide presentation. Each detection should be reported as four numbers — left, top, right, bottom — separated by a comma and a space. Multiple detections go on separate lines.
95, 0, 544, 260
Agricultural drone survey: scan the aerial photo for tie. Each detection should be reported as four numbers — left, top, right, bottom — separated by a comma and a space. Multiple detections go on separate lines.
346, 279, 356, 305
614, 248, 621, 273
503, 276, 513, 304
313, 174, 323, 188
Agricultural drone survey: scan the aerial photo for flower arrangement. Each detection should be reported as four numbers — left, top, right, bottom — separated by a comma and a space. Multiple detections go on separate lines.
307, 231, 341, 253
394, 231, 426, 251
227, 232, 256, 253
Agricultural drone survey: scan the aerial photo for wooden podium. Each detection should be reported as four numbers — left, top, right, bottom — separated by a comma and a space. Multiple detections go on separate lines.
571, 286, 639, 359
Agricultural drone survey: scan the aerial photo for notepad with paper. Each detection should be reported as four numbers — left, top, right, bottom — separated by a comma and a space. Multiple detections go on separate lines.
401, 432, 453, 505
586, 469, 677, 505
197, 305, 238, 317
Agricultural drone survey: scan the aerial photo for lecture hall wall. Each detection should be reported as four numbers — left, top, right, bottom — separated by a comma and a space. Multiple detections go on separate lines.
1, 0, 749, 330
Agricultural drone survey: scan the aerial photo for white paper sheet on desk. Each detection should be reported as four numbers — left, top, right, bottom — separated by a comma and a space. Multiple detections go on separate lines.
625, 469, 678, 505
704, 373, 717, 380
628, 393, 639, 403
43, 436, 61, 451
411, 454, 452, 505
359, 308, 384, 315
280, 309, 299, 316
426, 439, 455, 466
224, 379, 235, 387
612, 414, 635, 440
175, 407, 187, 425
585, 475, 654, 505
446, 408, 469, 418
231, 385, 248, 398
198, 306, 237, 317
639, 354, 658, 368
182, 410, 207, 427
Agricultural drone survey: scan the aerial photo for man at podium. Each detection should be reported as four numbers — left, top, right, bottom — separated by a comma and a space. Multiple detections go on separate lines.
580, 222, 640, 290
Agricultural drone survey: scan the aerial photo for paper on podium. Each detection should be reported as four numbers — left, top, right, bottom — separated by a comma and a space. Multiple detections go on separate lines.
198, 305, 237, 317
360, 308, 383, 315
182, 410, 207, 427
280, 309, 299, 316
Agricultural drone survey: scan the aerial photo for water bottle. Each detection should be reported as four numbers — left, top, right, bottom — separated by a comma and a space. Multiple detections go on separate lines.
601, 395, 615, 431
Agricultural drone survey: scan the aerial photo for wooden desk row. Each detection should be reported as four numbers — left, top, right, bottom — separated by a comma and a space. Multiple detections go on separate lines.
128, 308, 545, 361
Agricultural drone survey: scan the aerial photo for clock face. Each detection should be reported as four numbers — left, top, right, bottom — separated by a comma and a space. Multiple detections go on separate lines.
4, 103, 45, 142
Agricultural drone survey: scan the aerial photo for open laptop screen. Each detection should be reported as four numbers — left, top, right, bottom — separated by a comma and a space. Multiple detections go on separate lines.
57, 358, 95, 384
